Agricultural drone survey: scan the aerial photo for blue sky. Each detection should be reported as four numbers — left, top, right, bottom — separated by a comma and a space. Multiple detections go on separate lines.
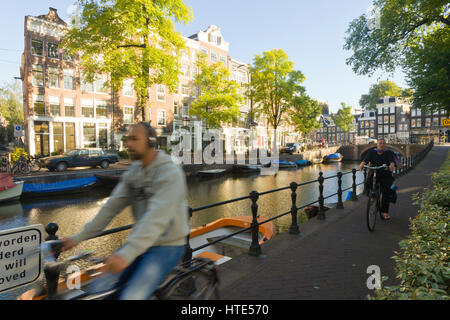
0, 0, 407, 113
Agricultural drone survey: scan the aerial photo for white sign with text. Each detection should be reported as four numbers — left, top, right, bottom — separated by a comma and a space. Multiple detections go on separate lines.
0, 224, 44, 293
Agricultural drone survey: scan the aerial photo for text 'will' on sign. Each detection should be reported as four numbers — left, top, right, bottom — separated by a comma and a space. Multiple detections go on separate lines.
0, 224, 44, 293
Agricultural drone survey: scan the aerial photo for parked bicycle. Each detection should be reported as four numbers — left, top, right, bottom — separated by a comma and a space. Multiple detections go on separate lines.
28, 154, 42, 172
364, 164, 388, 232
19, 240, 220, 300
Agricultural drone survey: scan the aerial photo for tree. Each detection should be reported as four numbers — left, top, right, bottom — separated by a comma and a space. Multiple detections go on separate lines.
344, 0, 449, 113
250, 49, 306, 149
334, 103, 354, 144
0, 81, 24, 142
189, 55, 244, 128
359, 80, 402, 110
61, 0, 193, 121
288, 94, 321, 138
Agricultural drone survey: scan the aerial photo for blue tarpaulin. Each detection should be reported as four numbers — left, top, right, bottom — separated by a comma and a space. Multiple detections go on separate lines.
22, 177, 98, 194
325, 153, 342, 159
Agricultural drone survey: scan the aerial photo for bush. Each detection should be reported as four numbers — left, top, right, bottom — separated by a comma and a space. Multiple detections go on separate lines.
11, 147, 28, 165
370, 156, 450, 300
118, 150, 129, 159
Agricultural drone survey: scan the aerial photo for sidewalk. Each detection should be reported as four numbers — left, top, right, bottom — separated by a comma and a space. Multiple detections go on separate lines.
217, 145, 449, 300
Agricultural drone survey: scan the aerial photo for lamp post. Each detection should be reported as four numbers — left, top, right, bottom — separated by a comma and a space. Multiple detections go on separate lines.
237, 63, 256, 155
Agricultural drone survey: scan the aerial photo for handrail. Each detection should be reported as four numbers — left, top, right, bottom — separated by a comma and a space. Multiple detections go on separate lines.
44, 140, 434, 261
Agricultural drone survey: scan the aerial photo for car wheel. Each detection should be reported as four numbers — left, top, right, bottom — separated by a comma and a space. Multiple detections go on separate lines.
100, 160, 109, 169
56, 162, 67, 172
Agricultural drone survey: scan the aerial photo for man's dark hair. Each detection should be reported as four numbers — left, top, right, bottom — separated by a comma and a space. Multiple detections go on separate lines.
135, 122, 158, 148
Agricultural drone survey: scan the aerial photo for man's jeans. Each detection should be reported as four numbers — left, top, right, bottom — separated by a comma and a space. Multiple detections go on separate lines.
88, 245, 186, 300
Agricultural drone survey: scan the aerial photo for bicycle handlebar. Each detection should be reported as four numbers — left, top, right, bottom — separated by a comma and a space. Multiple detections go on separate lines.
363, 164, 388, 170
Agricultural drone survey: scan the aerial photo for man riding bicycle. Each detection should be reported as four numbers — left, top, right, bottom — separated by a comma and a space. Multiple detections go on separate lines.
62, 122, 190, 300
359, 138, 396, 220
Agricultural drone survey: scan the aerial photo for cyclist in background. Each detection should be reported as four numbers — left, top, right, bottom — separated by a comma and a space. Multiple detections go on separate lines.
359, 138, 396, 220
62, 122, 190, 300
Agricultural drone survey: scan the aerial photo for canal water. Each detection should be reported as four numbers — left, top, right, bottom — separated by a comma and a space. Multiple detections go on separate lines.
0, 161, 364, 299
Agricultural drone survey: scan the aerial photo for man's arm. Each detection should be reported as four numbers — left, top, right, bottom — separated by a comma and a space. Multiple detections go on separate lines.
360, 149, 372, 171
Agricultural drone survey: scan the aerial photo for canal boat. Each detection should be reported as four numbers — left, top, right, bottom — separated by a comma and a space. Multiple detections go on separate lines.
311, 158, 323, 165
197, 169, 228, 177
323, 153, 344, 163
273, 160, 297, 168
189, 216, 275, 265
230, 164, 261, 175
94, 173, 121, 188
294, 159, 311, 167
0, 173, 24, 203
20, 177, 99, 198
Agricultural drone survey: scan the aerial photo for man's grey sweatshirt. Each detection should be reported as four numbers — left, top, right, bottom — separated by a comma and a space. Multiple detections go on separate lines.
72, 151, 190, 263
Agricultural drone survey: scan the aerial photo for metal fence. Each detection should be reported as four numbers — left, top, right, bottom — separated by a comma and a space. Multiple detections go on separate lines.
44, 141, 434, 261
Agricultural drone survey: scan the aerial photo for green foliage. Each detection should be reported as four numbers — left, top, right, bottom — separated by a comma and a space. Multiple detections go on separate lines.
344, 0, 450, 114
250, 49, 306, 130
11, 148, 28, 165
189, 54, 243, 128
118, 150, 130, 159
62, 0, 193, 120
359, 80, 403, 110
0, 81, 24, 142
370, 155, 450, 300
288, 94, 321, 136
334, 103, 355, 137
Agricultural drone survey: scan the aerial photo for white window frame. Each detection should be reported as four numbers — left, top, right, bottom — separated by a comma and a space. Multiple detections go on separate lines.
48, 67, 59, 89
31, 39, 43, 57
63, 69, 74, 90
123, 79, 134, 97
123, 105, 134, 124
157, 109, 166, 126
157, 85, 166, 102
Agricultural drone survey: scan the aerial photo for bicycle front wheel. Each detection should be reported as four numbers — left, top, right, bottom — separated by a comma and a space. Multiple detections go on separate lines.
30, 161, 41, 172
366, 194, 377, 232
163, 269, 219, 300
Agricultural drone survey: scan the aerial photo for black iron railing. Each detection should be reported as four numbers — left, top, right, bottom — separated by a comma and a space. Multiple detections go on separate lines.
45, 141, 434, 261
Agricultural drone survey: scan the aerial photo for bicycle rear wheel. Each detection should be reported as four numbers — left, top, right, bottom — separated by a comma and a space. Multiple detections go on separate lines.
366, 193, 378, 232
162, 269, 219, 300
30, 161, 41, 172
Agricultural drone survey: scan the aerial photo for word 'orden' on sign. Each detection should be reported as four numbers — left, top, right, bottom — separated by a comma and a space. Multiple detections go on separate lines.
0, 224, 44, 293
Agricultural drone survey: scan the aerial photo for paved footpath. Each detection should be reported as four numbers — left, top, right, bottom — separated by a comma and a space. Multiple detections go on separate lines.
218, 145, 449, 300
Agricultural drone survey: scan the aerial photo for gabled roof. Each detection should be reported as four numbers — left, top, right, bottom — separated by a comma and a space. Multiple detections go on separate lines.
36, 7, 67, 26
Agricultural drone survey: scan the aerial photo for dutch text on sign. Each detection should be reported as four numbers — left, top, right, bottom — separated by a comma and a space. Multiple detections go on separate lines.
0, 225, 44, 293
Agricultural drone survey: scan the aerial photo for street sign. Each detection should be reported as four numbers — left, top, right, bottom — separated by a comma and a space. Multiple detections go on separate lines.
0, 224, 44, 293
443, 119, 450, 127
14, 124, 24, 138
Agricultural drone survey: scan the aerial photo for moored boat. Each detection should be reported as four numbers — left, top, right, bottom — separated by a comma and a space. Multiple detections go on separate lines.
94, 173, 121, 188
230, 164, 261, 174
273, 160, 297, 168
294, 159, 311, 167
197, 169, 227, 177
311, 158, 323, 164
323, 153, 344, 163
0, 173, 24, 203
21, 177, 98, 198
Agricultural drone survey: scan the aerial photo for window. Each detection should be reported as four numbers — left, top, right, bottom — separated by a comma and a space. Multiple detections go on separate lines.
64, 97, 75, 117
384, 116, 389, 123
411, 119, 416, 128
390, 106, 395, 113
182, 85, 190, 96
98, 123, 108, 148
53, 122, 64, 153
390, 125, 395, 133
201, 47, 208, 55
63, 49, 74, 62
81, 76, 93, 92
174, 101, 179, 115
63, 69, 74, 90
411, 109, 416, 117
31, 39, 43, 56
123, 106, 134, 124
49, 96, 60, 116
370, 121, 375, 127
95, 100, 108, 118
440, 109, 446, 115
370, 130, 375, 138
361, 121, 365, 128
123, 79, 133, 97
65, 122, 76, 151
416, 119, 421, 127
425, 118, 431, 127
33, 94, 45, 115
82, 99, 94, 118
192, 67, 197, 80
181, 50, 189, 61
211, 52, 217, 62
181, 65, 190, 77
416, 109, 422, 116
390, 115, 395, 123
433, 117, 439, 126
384, 125, 389, 133
48, 67, 59, 88
157, 109, 166, 126
32, 64, 44, 87
157, 85, 166, 101
220, 55, 226, 64
378, 116, 382, 123
182, 102, 189, 117
94, 75, 108, 93
83, 123, 96, 148
378, 125, 383, 133
47, 43, 59, 59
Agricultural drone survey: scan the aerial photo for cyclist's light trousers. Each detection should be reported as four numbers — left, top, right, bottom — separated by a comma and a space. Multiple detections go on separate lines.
88, 245, 186, 300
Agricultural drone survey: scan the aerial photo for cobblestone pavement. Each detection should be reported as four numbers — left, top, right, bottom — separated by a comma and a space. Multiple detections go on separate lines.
218, 145, 448, 300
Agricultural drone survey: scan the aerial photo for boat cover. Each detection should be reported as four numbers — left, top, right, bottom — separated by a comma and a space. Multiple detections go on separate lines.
295, 160, 310, 165
325, 153, 342, 159
22, 177, 98, 194
0, 173, 16, 191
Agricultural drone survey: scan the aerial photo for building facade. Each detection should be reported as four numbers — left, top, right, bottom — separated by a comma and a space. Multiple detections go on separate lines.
375, 97, 411, 143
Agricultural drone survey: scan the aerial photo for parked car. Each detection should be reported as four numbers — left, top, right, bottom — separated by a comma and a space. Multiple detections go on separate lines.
40, 148, 119, 172
280, 142, 303, 155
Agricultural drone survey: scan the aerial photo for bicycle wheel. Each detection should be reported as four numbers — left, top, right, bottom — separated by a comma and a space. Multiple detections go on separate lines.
30, 161, 41, 172
162, 269, 219, 300
19, 162, 31, 174
366, 192, 378, 232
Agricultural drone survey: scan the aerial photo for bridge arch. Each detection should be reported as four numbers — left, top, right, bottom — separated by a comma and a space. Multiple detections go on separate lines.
360, 144, 406, 160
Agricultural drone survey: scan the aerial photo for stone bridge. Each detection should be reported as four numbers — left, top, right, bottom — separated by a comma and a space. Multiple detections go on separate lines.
337, 144, 429, 161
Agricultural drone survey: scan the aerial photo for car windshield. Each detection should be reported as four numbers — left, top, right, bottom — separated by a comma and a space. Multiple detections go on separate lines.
286, 143, 295, 147
65, 150, 79, 156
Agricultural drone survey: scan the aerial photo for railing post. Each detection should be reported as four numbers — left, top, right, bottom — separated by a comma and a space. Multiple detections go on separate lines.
337, 172, 344, 209
182, 207, 194, 264
45, 222, 59, 241
351, 168, 358, 201
289, 182, 300, 234
248, 191, 262, 256
44, 223, 60, 299
318, 172, 325, 220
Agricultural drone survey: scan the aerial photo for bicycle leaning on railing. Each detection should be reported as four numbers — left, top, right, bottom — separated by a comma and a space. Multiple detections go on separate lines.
20, 240, 220, 300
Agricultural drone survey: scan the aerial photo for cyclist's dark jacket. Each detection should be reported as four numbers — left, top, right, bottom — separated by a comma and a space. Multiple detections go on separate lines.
363, 148, 395, 178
